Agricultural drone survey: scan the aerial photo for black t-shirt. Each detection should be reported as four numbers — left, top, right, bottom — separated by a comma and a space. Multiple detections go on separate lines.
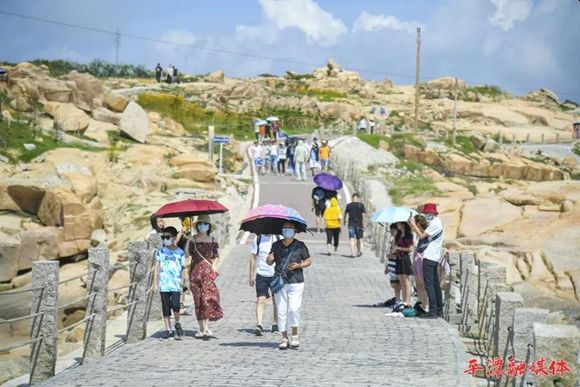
312, 187, 326, 209
270, 239, 310, 284
345, 202, 366, 228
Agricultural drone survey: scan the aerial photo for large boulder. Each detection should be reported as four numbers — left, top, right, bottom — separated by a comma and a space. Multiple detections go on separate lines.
37, 188, 85, 227
228, 83, 268, 99
119, 102, 150, 143
171, 163, 216, 183
10, 96, 31, 112
6, 184, 46, 214
482, 138, 500, 152
104, 92, 129, 112
63, 71, 107, 110
204, 70, 225, 84
44, 102, 90, 132
161, 117, 187, 136
83, 120, 117, 145
0, 232, 20, 282
8, 62, 75, 103
18, 226, 60, 271
459, 197, 522, 237
92, 107, 122, 125
169, 154, 212, 168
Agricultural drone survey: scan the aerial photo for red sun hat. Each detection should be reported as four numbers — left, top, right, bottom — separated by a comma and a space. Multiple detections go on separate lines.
421, 203, 439, 215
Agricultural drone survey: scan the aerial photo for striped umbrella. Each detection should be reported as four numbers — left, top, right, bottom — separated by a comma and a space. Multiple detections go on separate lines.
240, 204, 308, 234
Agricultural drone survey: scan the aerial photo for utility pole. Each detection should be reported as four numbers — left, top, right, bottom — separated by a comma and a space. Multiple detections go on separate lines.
414, 27, 421, 133
452, 77, 458, 145
114, 27, 121, 66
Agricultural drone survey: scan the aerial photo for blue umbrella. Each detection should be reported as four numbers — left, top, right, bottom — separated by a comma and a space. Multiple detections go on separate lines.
254, 119, 267, 127
371, 207, 418, 225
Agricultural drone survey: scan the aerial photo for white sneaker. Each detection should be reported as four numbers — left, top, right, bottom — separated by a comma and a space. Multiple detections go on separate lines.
279, 338, 289, 350
290, 335, 300, 349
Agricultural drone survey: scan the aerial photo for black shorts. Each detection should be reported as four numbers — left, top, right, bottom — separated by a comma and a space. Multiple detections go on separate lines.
256, 274, 273, 298
314, 204, 325, 216
395, 254, 413, 276
160, 291, 180, 317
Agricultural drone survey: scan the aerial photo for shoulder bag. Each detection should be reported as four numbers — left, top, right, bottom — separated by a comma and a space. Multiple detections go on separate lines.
270, 243, 300, 294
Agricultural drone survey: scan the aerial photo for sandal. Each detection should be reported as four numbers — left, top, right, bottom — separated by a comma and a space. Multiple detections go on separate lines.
194, 331, 204, 339
290, 335, 300, 349
278, 338, 289, 350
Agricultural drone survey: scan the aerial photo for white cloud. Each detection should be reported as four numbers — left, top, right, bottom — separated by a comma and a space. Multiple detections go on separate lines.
489, 0, 533, 31
352, 11, 422, 34
235, 23, 279, 45
256, 0, 347, 45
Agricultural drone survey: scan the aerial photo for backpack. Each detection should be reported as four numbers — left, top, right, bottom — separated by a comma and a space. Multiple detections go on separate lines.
311, 144, 319, 161
256, 234, 280, 254
313, 187, 325, 203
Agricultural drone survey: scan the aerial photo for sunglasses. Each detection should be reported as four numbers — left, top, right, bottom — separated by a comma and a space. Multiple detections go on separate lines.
161, 235, 172, 240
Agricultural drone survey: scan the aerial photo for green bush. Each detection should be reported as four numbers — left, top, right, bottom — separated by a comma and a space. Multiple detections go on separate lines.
445, 134, 478, 155
383, 133, 424, 157
466, 85, 506, 99
286, 73, 314, 80
137, 93, 324, 140
356, 133, 387, 149
29, 59, 153, 78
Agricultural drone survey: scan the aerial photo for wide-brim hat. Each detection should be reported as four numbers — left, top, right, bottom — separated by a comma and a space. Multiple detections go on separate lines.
193, 214, 216, 230
421, 203, 439, 215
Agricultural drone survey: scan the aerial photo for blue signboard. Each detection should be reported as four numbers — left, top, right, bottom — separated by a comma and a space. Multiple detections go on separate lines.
213, 136, 230, 144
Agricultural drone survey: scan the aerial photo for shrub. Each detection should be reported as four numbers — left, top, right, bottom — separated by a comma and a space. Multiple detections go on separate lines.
29, 59, 153, 78
388, 175, 440, 206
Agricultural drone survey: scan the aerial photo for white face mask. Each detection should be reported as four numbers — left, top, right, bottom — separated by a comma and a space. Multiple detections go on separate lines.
197, 223, 210, 233
163, 238, 173, 247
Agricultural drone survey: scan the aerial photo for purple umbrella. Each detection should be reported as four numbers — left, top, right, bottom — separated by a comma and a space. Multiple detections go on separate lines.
313, 173, 343, 191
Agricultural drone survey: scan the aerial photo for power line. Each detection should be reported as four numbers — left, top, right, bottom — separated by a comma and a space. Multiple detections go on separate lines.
0, 9, 578, 98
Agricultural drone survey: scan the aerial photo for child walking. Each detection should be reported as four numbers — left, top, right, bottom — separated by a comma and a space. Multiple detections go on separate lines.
153, 226, 186, 340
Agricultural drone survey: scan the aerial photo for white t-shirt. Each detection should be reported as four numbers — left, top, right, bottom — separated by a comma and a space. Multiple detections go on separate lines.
251, 234, 278, 277
249, 145, 264, 160
423, 217, 444, 262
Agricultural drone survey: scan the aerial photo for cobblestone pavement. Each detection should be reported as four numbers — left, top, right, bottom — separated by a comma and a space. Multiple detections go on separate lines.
44, 174, 470, 387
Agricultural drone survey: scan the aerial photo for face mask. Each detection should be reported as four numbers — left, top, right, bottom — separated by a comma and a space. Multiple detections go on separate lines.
425, 214, 434, 221
197, 223, 210, 233
163, 238, 173, 247
282, 228, 295, 239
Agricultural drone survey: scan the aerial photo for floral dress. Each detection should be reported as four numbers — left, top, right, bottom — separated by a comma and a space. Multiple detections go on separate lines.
189, 238, 223, 321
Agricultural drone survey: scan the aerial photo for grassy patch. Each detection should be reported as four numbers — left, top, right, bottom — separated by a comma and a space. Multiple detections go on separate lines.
289, 85, 346, 101
466, 85, 506, 99
388, 175, 440, 206
0, 120, 104, 163
137, 93, 322, 140
397, 159, 424, 173
30, 58, 153, 78
445, 134, 478, 155
258, 73, 278, 78
383, 133, 424, 157
356, 133, 387, 149
573, 143, 580, 157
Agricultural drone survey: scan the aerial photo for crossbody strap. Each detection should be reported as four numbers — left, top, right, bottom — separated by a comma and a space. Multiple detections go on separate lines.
192, 237, 215, 268
278, 243, 300, 277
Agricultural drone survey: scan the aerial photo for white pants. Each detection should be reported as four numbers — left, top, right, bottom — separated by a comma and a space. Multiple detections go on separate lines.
274, 283, 304, 332
295, 162, 306, 180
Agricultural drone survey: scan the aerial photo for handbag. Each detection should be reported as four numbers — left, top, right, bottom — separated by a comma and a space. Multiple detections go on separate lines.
438, 252, 452, 291
270, 244, 299, 294
192, 237, 219, 281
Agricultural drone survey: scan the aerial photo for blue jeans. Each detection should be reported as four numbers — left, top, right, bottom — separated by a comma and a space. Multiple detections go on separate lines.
422, 259, 443, 316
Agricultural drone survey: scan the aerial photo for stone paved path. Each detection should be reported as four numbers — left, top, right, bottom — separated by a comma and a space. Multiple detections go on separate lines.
43, 173, 470, 386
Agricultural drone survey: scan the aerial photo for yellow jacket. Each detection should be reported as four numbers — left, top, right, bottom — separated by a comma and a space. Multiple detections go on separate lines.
323, 198, 342, 229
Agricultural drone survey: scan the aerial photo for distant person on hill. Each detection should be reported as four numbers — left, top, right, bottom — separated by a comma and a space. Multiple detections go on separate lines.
172, 66, 179, 84
369, 118, 376, 134
155, 63, 163, 83
166, 65, 174, 84
358, 116, 368, 132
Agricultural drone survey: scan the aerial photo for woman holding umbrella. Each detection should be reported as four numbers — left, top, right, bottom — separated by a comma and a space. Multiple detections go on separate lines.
266, 221, 311, 350
186, 214, 223, 339
240, 205, 311, 350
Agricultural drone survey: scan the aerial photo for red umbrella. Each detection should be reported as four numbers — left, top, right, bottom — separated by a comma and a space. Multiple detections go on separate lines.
155, 199, 228, 218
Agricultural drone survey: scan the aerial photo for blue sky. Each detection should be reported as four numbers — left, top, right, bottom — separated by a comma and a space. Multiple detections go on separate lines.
1, 0, 579, 100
